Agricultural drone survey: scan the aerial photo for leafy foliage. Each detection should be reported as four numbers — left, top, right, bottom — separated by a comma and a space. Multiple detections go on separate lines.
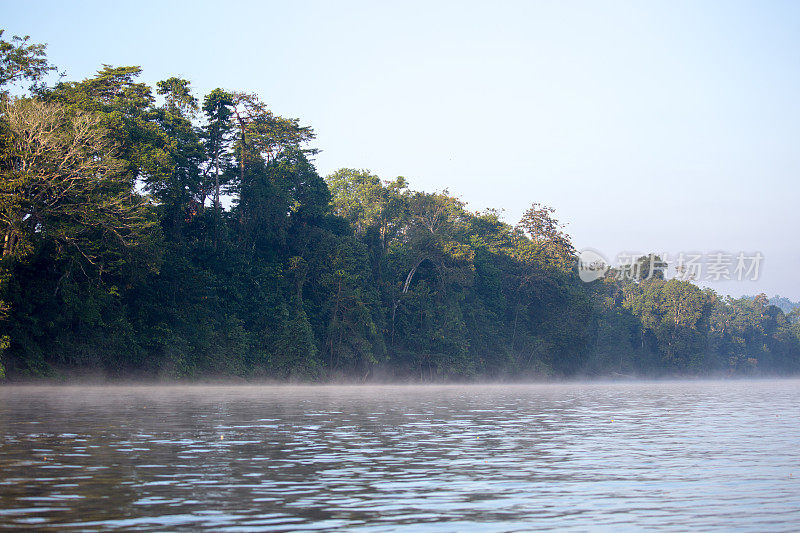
1, 31, 798, 380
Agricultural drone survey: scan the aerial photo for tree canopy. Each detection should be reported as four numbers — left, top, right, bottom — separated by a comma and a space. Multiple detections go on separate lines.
1, 31, 798, 380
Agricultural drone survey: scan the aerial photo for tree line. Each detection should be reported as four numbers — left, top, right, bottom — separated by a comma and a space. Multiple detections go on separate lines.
1, 31, 798, 380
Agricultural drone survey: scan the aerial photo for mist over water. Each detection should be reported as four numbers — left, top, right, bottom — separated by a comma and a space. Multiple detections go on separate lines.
1, 380, 799, 531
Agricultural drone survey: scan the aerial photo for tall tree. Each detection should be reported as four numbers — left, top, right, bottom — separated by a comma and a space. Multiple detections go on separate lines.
156, 77, 198, 117
200, 89, 234, 249
0, 30, 55, 90
201, 88, 234, 211
150, 78, 204, 236
517, 203, 575, 271
0, 97, 157, 265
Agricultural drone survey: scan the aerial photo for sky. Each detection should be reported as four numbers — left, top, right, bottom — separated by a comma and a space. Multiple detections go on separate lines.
5, 0, 800, 299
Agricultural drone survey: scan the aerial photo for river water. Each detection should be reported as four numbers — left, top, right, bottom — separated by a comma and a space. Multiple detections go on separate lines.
0, 380, 798, 531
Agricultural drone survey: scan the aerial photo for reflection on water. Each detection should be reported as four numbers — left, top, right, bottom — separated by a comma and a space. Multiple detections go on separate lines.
0, 381, 799, 531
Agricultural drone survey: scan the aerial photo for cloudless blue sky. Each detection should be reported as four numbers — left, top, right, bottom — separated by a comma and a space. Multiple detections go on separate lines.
5, 0, 800, 298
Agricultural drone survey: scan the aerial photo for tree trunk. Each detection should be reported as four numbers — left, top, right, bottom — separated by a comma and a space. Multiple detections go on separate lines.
329, 279, 342, 370
2, 231, 18, 258
214, 152, 220, 249
238, 114, 246, 187
390, 258, 425, 345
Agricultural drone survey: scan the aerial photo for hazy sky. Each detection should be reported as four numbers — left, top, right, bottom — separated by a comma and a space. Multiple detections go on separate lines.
5, 0, 800, 298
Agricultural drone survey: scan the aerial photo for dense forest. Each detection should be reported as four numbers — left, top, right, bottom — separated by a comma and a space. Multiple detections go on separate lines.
1, 31, 799, 381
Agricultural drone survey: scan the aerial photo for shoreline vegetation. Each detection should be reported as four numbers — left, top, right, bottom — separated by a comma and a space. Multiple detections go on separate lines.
1, 32, 800, 382
2, 376, 798, 388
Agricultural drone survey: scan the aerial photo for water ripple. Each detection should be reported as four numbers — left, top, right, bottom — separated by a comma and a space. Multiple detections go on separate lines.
0, 381, 799, 530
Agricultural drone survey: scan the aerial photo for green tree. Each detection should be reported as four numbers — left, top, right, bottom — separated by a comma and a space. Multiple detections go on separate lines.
0, 97, 158, 266
0, 30, 55, 90
150, 78, 205, 237
201, 88, 234, 210
326, 168, 386, 235
517, 203, 575, 271
271, 256, 320, 378
229, 92, 315, 189
623, 278, 713, 371
156, 77, 198, 116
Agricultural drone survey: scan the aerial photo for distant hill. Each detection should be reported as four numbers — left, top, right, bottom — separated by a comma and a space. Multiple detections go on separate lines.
743, 295, 800, 314
769, 296, 800, 314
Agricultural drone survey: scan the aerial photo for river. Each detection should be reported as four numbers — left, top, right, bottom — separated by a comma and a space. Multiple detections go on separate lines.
1, 380, 798, 530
